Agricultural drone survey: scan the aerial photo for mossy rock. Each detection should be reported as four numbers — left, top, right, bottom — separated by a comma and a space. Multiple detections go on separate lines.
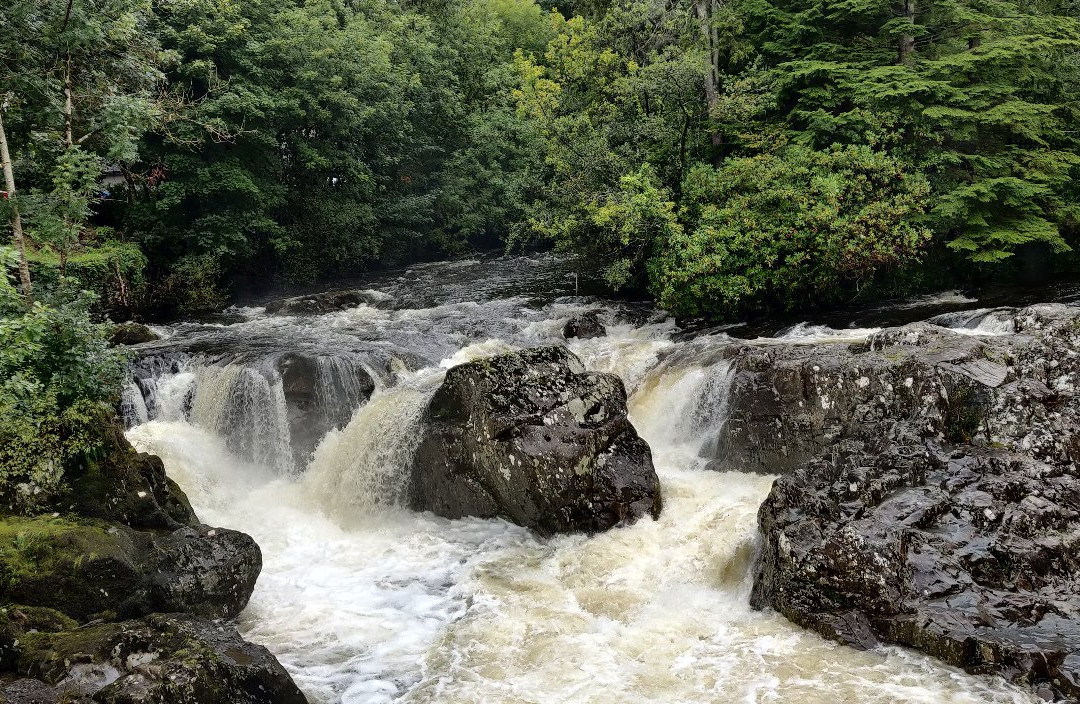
63, 420, 196, 531
16, 614, 306, 703
0, 605, 77, 672
108, 324, 159, 347
0, 517, 260, 623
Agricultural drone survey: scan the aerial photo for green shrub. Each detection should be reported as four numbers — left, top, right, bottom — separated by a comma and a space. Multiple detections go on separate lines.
650, 144, 933, 318
0, 249, 127, 514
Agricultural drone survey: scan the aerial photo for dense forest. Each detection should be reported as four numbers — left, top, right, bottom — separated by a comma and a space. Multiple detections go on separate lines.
1, 0, 1080, 492
3, 0, 1079, 320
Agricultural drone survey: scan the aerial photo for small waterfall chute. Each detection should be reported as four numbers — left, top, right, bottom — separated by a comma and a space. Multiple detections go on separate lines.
303, 376, 439, 522
189, 364, 295, 475
630, 356, 736, 459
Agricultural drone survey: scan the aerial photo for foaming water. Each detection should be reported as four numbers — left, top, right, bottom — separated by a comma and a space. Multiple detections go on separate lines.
400, 464, 1031, 704
930, 308, 1018, 336
128, 420, 533, 704
124, 256, 1044, 704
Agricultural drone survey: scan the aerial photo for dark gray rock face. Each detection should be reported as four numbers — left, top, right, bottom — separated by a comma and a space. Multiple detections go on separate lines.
265, 289, 391, 316
562, 311, 606, 340
747, 304, 1080, 701
715, 304, 1080, 474
17, 614, 306, 704
411, 346, 661, 534
277, 353, 376, 468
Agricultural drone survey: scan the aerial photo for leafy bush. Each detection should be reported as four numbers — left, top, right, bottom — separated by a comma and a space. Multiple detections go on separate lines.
650, 144, 933, 317
0, 249, 127, 514
149, 254, 228, 317
27, 240, 147, 319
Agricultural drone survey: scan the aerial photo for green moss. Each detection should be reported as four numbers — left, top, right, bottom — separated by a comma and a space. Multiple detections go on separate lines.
0, 516, 144, 622
0, 517, 121, 586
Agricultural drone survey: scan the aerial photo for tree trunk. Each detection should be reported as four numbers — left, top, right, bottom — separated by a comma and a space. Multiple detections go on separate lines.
0, 108, 33, 300
694, 0, 724, 163
64, 53, 74, 147
899, 0, 916, 63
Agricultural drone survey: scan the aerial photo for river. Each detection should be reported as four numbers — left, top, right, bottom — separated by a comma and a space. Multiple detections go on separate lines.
122, 254, 1046, 704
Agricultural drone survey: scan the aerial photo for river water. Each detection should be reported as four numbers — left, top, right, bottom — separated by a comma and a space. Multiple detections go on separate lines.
124, 254, 1043, 704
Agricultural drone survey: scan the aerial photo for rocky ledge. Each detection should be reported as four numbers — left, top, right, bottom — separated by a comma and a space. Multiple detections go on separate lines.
0, 419, 305, 703
739, 304, 1080, 701
411, 346, 661, 534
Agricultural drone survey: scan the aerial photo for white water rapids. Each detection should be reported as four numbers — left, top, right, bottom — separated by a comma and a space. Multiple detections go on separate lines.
125, 256, 1040, 704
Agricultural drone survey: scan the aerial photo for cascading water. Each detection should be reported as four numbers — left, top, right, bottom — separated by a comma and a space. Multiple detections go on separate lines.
188, 364, 296, 475
303, 379, 436, 521
125, 255, 1040, 704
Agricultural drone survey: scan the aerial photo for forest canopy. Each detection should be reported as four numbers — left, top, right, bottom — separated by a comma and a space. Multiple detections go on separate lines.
1, 0, 1078, 319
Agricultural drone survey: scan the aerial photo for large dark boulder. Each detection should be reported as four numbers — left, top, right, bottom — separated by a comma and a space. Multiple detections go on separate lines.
752, 427, 1080, 701
109, 324, 159, 347
410, 346, 661, 534
714, 304, 1080, 475
13, 614, 306, 704
66, 420, 197, 530
748, 304, 1080, 701
0, 517, 260, 622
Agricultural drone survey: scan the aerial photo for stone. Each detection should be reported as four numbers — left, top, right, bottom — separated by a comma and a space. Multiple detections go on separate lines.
562, 311, 606, 340
0, 517, 260, 622
109, 324, 159, 347
264, 289, 392, 316
410, 346, 661, 534
745, 304, 1080, 700
16, 614, 306, 704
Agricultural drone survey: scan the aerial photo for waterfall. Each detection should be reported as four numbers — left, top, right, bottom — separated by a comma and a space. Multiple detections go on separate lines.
120, 254, 1041, 704
303, 381, 435, 521
189, 364, 295, 475
313, 355, 382, 436
119, 382, 149, 428
630, 357, 736, 459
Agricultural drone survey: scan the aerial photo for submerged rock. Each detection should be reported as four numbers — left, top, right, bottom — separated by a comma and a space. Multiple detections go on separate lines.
562, 311, 606, 340
411, 346, 661, 534
264, 289, 392, 316
14, 614, 306, 704
748, 304, 1080, 700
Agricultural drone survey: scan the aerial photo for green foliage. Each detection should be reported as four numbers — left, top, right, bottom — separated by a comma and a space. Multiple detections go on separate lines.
28, 241, 146, 318
652, 144, 932, 316
4, 0, 1078, 321
0, 248, 127, 514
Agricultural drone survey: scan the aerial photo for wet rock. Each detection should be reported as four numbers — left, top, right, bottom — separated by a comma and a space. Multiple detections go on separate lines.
0, 517, 260, 622
714, 304, 1080, 475
276, 353, 375, 469
562, 311, 606, 340
65, 419, 197, 530
0, 678, 74, 704
16, 614, 306, 704
109, 324, 159, 347
411, 346, 661, 534
265, 289, 392, 316
748, 304, 1080, 700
